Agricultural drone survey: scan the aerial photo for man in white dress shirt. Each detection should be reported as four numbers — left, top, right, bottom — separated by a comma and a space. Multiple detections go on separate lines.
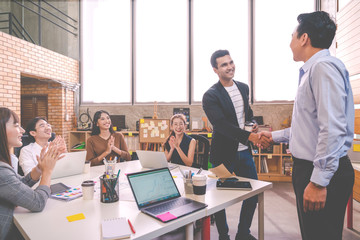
260, 11, 354, 240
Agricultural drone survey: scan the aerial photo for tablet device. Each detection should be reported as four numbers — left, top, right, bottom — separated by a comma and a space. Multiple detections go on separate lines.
50, 182, 71, 194
216, 178, 252, 190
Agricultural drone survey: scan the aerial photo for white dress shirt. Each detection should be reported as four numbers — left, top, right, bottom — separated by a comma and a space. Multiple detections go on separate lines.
19, 142, 43, 175
272, 49, 354, 187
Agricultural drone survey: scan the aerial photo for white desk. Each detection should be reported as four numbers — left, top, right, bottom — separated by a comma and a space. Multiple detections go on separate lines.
14, 161, 272, 240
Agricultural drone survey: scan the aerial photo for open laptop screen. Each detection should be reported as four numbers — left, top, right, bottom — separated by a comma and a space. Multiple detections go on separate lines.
127, 168, 180, 208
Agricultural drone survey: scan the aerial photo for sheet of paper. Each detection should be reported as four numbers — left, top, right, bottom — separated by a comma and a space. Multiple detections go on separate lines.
210, 164, 235, 178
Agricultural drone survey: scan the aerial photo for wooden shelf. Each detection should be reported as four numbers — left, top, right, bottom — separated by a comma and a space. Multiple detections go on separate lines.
253, 143, 292, 182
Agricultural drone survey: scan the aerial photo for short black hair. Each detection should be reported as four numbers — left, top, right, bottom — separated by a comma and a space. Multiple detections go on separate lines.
296, 11, 336, 49
26, 117, 47, 143
210, 50, 230, 69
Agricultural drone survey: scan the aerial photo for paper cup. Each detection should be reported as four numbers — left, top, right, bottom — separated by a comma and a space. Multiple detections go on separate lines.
192, 174, 207, 195
81, 180, 95, 200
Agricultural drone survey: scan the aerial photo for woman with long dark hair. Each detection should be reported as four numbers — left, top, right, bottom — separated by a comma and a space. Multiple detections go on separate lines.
0, 107, 63, 239
86, 110, 131, 166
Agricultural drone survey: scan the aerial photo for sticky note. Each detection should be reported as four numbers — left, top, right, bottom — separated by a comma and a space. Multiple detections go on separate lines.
140, 119, 144, 124
156, 212, 177, 222
66, 213, 85, 222
207, 133, 212, 138
129, 151, 133, 155
268, 154, 272, 159
129, 132, 133, 137
354, 144, 360, 152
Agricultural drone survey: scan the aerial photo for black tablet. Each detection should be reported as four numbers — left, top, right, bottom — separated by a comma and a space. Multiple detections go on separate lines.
216, 178, 252, 190
50, 182, 70, 194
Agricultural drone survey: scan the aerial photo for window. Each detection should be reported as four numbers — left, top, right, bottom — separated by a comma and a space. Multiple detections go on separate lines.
254, 0, 314, 101
135, 0, 188, 103
192, 0, 248, 102
81, 0, 131, 103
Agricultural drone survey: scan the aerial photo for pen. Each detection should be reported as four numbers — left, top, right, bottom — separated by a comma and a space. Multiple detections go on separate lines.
196, 168, 203, 175
128, 219, 136, 234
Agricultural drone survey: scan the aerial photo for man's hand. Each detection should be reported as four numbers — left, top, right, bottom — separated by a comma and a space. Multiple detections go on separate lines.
257, 131, 274, 149
252, 123, 259, 133
303, 182, 327, 212
249, 132, 272, 149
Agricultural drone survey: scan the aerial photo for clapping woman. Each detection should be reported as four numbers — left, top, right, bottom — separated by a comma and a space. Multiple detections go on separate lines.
86, 110, 131, 166
164, 114, 196, 166
0, 107, 63, 239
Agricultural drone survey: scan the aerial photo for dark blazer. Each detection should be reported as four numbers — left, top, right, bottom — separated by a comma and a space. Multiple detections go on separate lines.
202, 80, 256, 168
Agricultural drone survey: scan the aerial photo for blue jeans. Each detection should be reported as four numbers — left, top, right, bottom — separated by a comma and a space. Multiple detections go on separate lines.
214, 150, 258, 240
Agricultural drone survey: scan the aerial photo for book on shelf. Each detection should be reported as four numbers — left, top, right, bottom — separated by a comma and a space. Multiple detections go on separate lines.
260, 156, 269, 173
283, 157, 293, 176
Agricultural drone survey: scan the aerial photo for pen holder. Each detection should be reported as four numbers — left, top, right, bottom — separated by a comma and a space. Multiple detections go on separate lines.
183, 178, 193, 194
100, 175, 119, 203
104, 159, 116, 176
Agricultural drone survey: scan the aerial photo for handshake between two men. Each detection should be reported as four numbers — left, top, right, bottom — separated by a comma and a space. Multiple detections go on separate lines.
247, 127, 273, 149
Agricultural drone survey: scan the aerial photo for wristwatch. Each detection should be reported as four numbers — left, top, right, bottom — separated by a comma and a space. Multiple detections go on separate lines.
311, 182, 325, 188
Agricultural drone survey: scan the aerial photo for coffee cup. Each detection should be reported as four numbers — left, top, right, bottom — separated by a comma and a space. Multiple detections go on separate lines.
192, 174, 207, 195
244, 122, 254, 132
81, 180, 95, 200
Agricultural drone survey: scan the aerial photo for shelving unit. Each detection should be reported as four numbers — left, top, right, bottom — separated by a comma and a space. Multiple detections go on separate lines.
252, 143, 293, 182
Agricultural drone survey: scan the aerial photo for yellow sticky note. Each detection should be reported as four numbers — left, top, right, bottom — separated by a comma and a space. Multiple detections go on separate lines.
172, 176, 177, 178
66, 213, 85, 222
129, 132, 133, 137
187, 132, 192, 135
268, 154, 272, 159
129, 151, 133, 155
354, 144, 360, 152
207, 133, 212, 138
140, 119, 144, 123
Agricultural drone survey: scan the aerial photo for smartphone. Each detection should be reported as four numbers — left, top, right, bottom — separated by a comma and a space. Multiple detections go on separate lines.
216, 178, 252, 190
50, 182, 70, 194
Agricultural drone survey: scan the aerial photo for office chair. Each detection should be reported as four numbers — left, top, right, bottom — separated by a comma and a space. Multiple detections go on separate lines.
190, 134, 210, 170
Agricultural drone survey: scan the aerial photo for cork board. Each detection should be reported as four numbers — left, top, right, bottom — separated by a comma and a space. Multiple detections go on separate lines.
139, 119, 170, 143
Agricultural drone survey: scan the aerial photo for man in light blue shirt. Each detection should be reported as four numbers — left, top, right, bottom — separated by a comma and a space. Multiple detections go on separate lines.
261, 11, 354, 240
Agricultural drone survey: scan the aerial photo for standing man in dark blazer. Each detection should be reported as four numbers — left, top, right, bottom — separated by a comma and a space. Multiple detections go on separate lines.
202, 50, 269, 240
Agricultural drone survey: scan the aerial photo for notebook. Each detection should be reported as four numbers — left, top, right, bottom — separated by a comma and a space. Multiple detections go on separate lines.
136, 150, 176, 169
101, 217, 131, 239
127, 168, 207, 223
51, 151, 86, 179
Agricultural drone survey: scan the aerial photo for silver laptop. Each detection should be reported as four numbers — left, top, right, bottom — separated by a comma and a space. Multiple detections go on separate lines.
136, 150, 176, 169
51, 151, 86, 179
127, 168, 207, 223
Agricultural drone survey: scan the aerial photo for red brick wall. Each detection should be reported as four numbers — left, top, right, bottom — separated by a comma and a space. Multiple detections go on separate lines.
0, 32, 79, 144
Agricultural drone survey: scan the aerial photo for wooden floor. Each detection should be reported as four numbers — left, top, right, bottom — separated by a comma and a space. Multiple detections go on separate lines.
154, 182, 360, 240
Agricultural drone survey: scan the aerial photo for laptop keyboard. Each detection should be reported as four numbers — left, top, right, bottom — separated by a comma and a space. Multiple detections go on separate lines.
146, 198, 192, 215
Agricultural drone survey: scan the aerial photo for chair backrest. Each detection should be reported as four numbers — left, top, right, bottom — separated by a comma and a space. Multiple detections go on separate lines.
190, 134, 210, 170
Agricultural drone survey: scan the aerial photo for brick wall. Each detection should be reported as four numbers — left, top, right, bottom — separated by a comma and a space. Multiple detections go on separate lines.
0, 32, 79, 144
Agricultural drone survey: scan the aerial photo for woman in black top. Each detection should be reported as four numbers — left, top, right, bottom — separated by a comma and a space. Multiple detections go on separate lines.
163, 114, 195, 166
